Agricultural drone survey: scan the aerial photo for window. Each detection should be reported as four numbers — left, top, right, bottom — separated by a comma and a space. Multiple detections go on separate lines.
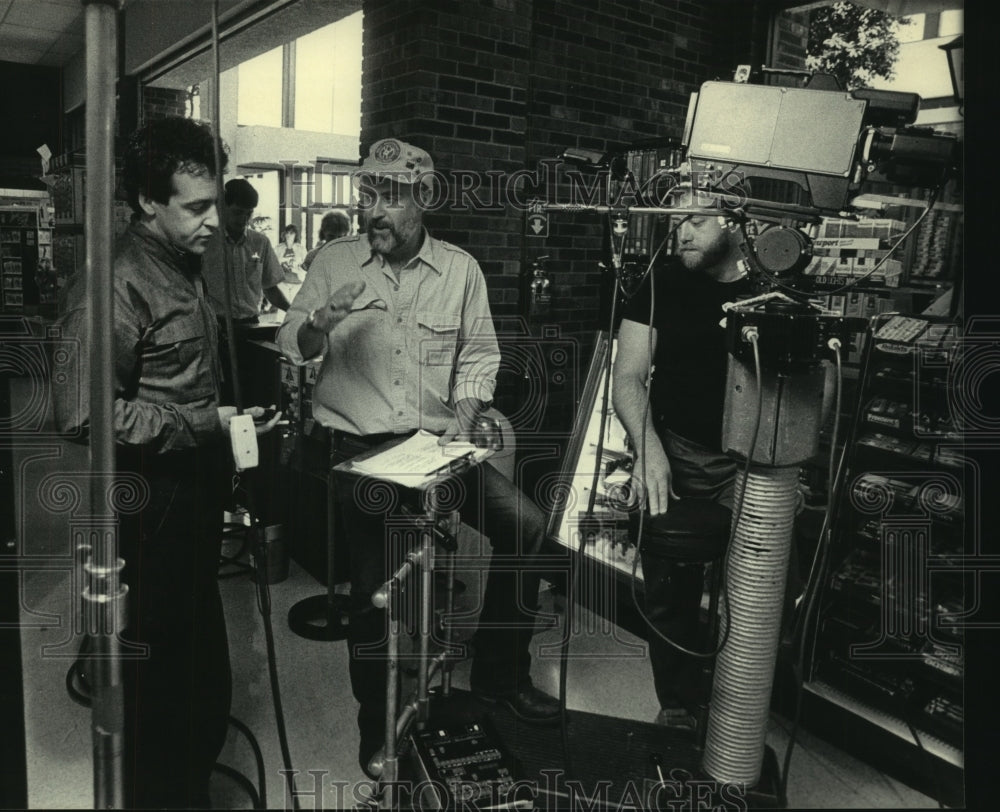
234, 11, 362, 136
294, 11, 363, 135
237, 45, 283, 127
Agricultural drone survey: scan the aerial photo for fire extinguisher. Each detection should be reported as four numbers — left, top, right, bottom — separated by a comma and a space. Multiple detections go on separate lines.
525, 255, 552, 320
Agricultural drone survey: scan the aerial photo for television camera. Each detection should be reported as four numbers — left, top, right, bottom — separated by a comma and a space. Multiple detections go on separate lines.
556, 70, 960, 293
545, 69, 962, 793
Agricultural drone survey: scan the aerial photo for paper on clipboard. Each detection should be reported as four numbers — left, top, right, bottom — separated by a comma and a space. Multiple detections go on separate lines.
349, 430, 493, 487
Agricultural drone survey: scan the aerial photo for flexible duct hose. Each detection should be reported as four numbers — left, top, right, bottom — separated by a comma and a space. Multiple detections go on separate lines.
702, 464, 800, 784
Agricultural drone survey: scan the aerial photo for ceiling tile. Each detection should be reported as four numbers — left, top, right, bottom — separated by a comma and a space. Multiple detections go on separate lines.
52, 29, 84, 50
0, 42, 48, 62
5, 0, 78, 30
0, 22, 61, 45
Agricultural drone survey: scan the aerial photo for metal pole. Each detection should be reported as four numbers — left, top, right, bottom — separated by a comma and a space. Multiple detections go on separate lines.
209, 0, 243, 412
441, 547, 456, 697
82, 0, 125, 807
416, 499, 434, 727
382, 580, 400, 809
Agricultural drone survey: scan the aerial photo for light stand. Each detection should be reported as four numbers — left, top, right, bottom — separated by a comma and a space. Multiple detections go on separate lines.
82, 1, 127, 807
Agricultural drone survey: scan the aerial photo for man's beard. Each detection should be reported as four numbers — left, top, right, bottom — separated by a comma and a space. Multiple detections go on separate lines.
367, 226, 397, 255
367, 220, 419, 258
678, 237, 730, 273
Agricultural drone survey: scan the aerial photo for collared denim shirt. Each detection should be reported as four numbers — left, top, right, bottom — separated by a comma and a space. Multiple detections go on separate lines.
53, 223, 224, 452
276, 231, 500, 436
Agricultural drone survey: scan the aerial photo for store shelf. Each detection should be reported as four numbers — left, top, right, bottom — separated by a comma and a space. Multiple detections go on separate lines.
807, 312, 966, 804
803, 678, 963, 769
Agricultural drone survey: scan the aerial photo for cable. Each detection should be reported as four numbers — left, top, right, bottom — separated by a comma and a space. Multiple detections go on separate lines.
555, 218, 676, 775
778, 340, 849, 804
786, 339, 843, 647
826, 342, 843, 509
228, 715, 268, 809
817, 189, 940, 297
66, 659, 92, 708
212, 764, 263, 810
627, 316, 763, 661
557, 266, 622, 780
208, 2, 298, 807
64, 658, 269, 809
245, 492, 299, 811
903, 714, 946, 809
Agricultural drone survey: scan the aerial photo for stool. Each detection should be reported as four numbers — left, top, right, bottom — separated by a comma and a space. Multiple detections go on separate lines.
628, 498, 732, 742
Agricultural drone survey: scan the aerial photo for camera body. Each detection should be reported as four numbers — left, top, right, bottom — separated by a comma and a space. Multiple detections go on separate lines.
684, 80, 958, 220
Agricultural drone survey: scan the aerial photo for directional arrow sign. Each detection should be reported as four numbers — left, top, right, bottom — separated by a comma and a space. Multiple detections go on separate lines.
526, 213, 548, 238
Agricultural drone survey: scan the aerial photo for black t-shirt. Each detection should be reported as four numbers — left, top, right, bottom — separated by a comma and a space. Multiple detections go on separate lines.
619, 258, 753, 451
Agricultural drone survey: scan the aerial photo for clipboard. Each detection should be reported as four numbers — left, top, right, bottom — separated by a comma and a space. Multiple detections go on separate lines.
332, 430, 494, 490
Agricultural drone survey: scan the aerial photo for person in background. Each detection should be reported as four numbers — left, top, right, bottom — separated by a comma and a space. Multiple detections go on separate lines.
202, 178, 289, 404
52, 116, 281, 809
202, 177, 290, 326
301, 209, 351, 273
277, 222, 307, 283
276, 138, 559, 780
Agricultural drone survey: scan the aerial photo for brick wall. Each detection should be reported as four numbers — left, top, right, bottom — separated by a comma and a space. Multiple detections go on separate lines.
140, 86, 188, 122
361, 0, 763, 435
362, 0, 755, 323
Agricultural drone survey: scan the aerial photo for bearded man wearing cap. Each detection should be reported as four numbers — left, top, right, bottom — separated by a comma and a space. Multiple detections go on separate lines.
276, 138, 559, 778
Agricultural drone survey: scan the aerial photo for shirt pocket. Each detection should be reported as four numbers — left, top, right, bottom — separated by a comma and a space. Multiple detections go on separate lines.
415, 311, 460, 370
142, 313, 214, 402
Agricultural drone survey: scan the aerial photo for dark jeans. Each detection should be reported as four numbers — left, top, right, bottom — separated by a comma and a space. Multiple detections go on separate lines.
330, 432, 547, 743
641, 429, 736, 712
639, 428, 802, 712
117, 445, 231, 809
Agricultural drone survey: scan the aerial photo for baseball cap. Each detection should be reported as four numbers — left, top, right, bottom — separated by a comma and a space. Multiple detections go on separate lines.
358, 138, 435, 189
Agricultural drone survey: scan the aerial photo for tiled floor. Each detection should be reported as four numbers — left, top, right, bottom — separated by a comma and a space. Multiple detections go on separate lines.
10, 414, 946, 809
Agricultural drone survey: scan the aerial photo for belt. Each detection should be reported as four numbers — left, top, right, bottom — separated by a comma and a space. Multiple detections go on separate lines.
330, 429, 415, 452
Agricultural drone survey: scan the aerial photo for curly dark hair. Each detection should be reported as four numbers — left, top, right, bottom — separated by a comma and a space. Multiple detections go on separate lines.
319, 210, 350, 241
122, 116, 228, 215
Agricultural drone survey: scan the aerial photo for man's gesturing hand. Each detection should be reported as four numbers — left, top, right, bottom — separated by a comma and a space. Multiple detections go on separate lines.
310, 280, 366, 333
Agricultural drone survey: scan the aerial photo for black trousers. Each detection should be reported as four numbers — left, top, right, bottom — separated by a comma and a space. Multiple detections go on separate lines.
117, 446, 231, 809
330, 432, 547, 745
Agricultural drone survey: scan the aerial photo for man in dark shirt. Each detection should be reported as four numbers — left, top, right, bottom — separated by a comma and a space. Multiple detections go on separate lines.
612, 191, 752, 728
54, 116, 279, 808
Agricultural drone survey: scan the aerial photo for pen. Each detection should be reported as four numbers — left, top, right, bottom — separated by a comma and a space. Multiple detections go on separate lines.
426, 450, 476, 478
